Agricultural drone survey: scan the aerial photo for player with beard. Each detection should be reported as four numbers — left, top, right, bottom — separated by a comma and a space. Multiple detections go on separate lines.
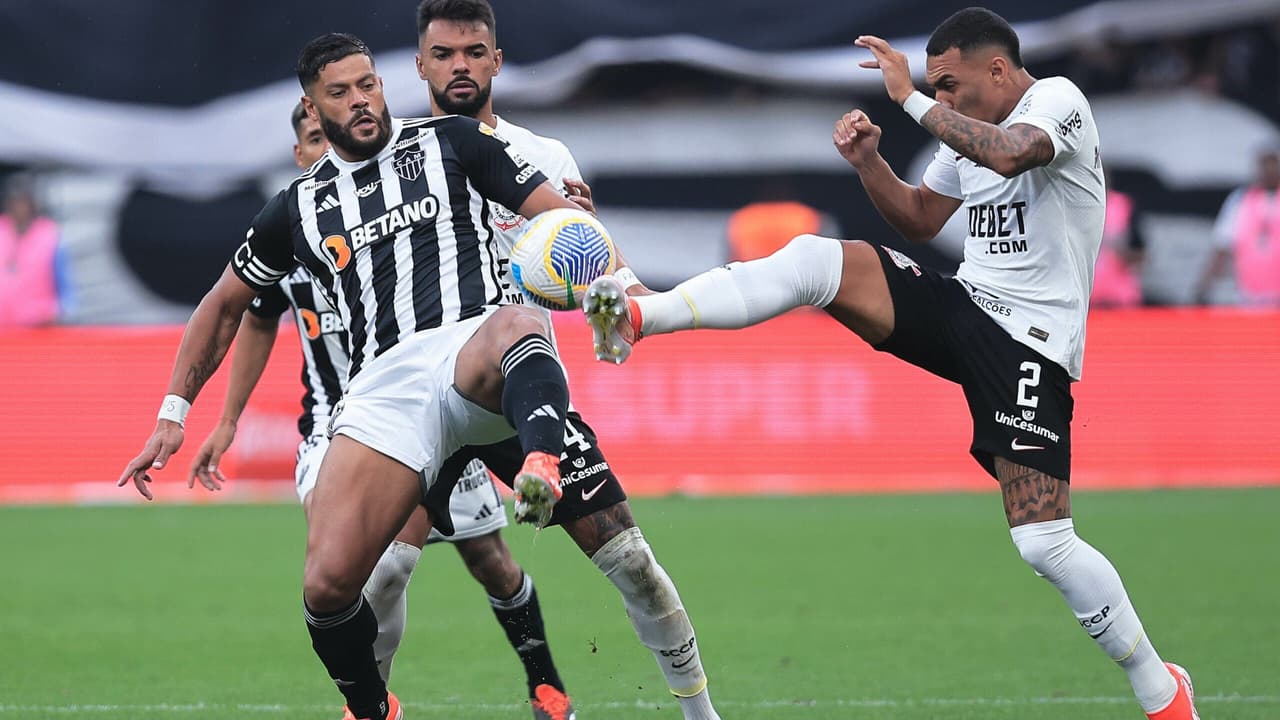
185, 102, 578, 720
120, 32, 598, 720
583, 8, 1199, 720
411, 3, 722, 719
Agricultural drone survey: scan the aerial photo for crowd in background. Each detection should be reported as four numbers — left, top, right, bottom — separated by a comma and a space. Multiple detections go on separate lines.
1, 16, 1278, 329
1067, 21, 1280, 119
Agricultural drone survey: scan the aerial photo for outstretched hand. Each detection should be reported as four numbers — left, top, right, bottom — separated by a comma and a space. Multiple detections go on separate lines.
188, 419, 235, 492
117, 421, 185, 500
855, 35, 916, 105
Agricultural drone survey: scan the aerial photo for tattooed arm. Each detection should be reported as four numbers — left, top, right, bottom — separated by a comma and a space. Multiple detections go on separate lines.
169, 265, 259, 401
920, 106, 1054, 178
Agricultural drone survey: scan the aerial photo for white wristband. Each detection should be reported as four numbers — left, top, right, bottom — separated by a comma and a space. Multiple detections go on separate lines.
158, 394, 191, 427
613, 266, 641, 290
902, 90, 939, 124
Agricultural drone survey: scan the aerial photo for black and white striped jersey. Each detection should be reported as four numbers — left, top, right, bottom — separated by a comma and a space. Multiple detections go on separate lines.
248, 266, 348, 438
232, 115, 546, 378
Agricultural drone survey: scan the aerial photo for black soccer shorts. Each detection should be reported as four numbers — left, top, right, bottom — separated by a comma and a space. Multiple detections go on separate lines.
424, 411, 627, 533
869, 244, 1074, 482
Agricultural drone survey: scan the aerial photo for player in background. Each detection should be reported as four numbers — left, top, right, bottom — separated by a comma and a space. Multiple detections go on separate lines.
185, 102, 577, 720
120, 32, 595, 720
413, 3, 721, 718
583, 8, 1198, 720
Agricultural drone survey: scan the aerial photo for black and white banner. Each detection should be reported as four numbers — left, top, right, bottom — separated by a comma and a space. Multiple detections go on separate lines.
1, 0, 1276, 319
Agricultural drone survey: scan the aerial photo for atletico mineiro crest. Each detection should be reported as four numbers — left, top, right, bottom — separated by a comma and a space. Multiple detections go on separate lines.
394, 151, 425, 182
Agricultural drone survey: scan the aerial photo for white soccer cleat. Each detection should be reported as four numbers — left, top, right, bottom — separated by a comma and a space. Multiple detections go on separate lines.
583, 275, 639, 364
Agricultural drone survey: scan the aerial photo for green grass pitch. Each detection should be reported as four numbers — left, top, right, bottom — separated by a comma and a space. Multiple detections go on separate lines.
1, 489, 1277, 719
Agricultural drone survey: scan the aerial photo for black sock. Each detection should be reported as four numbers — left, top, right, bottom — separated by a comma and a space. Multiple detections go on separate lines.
490, 573, 565, 698
500, 334, 569, 457
304, 596, 388, 719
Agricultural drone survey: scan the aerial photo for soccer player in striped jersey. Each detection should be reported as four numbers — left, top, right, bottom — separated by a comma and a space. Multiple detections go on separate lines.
120, 32, 601, 720
412, 3, 721, 719
184, 102, 577, 720
583, 9, 1199, 720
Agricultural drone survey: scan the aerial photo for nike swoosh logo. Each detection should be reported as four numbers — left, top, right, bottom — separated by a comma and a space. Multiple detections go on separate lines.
1011, 438, 1045, 451
672, 655, 696, 669
581, 479, 608, 501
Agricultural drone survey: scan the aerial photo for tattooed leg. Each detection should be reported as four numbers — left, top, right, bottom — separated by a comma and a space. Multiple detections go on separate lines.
996, 457, 1071, 527
997, 457, 1178, 713
561, 500, 635, 556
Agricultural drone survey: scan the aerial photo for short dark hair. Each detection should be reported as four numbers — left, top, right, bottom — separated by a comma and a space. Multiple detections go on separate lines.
926, 7, 1023, 68
416, 0, 496, 38
296, 32, 375, 89
290, 102, 308, 135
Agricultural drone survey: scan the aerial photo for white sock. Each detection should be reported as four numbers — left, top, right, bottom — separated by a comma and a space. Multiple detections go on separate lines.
1010, 519, 1177, 713
592, 527, 721, 720
362, 540, 422, 683
635, 233, 843, 336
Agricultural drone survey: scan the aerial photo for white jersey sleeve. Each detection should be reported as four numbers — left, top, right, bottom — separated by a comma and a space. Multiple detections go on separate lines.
1007, 79, 1090, 161
922, 143, 963, 199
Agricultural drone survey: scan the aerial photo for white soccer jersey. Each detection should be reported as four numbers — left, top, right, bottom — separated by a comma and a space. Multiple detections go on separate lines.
922, 76, 1104, 379
488, 115, 584, 304
485, 117, 585, 388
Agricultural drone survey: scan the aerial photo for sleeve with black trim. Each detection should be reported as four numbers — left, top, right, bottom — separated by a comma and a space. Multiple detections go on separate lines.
439, 116, 547, 214
232, 190, 295, 292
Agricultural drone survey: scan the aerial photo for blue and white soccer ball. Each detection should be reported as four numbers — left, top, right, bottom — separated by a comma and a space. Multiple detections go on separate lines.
511, 207, 618, 311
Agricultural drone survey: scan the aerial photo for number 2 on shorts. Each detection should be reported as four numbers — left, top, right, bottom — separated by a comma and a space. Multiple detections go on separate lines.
1016, 361, 1041, 409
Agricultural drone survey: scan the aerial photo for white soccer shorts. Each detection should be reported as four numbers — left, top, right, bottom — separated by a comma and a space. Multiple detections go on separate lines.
327, 314, 516, 486
295, 434, 507, 540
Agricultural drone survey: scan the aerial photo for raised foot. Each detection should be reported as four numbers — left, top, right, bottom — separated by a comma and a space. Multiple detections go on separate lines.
583, 275, 634, 364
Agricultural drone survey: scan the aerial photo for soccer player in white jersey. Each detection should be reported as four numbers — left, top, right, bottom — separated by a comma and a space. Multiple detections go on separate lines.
412, 3, 722, 719
584, 8, 1199, 720
184, 102, 578, 720
120, 32, 604, 720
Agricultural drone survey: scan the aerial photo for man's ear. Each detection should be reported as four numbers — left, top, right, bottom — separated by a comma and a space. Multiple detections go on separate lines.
990, 55, 1009, 85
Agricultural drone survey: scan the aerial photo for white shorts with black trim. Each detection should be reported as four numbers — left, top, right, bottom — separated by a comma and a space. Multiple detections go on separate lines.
327, 315, 516, 487
295, 434, 508, 541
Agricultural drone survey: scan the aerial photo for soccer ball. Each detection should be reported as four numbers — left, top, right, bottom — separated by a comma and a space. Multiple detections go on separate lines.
511, 207, 618, 310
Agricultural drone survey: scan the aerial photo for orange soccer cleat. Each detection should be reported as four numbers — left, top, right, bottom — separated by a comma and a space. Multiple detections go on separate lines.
513, 451, 563, 527
342, 691, 403, 720
1146, 663, 1199, 720
530, 683, 577, 720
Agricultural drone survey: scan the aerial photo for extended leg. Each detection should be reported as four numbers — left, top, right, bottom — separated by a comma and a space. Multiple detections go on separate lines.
586, 234, 894, 362
454, 306, 571, 525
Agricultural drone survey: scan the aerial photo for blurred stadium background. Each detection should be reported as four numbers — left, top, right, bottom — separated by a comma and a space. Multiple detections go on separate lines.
1, 1, 1278, 718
